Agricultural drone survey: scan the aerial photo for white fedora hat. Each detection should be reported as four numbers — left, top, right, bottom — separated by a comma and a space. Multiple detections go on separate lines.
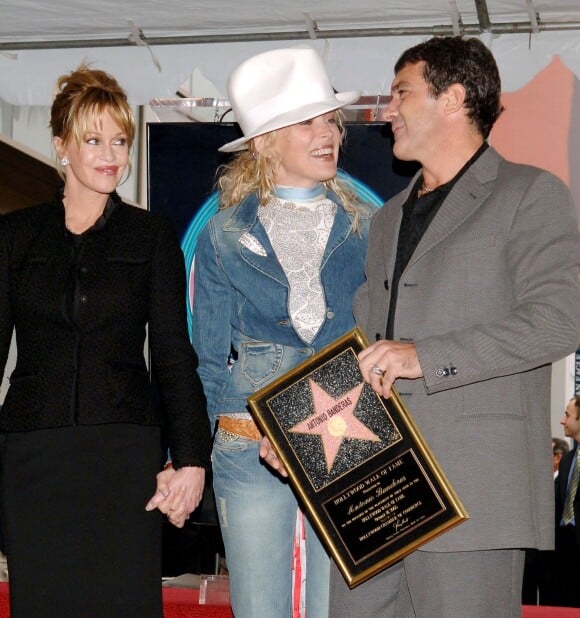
219, 46, 360, 153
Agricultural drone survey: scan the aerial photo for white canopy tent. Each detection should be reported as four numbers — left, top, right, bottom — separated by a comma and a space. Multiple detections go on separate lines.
1, 1, 580, 105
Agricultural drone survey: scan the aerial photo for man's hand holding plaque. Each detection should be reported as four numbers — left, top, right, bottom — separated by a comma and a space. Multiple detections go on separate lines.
359, 339, 423, 399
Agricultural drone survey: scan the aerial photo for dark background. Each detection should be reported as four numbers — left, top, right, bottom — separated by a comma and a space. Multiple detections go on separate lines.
147, 121, 419, 241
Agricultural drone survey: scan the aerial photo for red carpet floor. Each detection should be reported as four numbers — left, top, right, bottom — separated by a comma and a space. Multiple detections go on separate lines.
0, 583, 579, 617
0, 583, 233, 618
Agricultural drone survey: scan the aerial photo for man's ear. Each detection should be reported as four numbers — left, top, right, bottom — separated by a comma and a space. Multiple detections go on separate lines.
442, 83, 466, 115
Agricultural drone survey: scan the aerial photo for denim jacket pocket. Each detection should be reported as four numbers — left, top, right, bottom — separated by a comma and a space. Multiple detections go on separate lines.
239, 341, 283, 387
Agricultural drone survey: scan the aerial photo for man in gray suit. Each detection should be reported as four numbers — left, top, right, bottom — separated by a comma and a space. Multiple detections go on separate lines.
329, 36, 580, 617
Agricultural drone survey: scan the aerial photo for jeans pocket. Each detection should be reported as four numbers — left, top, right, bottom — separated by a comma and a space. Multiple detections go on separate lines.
240, 341, 283, 387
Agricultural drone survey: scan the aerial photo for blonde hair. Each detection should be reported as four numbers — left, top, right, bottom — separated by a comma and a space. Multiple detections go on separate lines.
216, 112, 361, 231
50, 64, 135, 175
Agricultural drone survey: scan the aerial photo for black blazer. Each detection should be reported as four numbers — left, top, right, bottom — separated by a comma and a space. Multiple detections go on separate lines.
0, 192, 210, 469
555, 446, 580, 547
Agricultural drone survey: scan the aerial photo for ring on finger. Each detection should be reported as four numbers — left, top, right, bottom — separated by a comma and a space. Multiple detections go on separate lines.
371, 364, 386, 377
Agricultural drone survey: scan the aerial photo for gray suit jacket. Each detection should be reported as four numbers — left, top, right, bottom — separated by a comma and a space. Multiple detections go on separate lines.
354, 146, 580, 551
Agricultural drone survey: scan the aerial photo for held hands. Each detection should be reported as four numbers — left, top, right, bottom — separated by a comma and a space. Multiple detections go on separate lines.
259, 436, 288, 478
145, 465, 206, 528
359, 340, 422, 398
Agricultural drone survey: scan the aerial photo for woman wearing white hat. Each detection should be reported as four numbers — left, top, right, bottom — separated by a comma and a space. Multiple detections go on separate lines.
192, 46, 373, 617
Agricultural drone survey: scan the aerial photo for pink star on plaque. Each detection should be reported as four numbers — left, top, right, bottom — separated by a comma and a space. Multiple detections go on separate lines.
289, 379, 380, 472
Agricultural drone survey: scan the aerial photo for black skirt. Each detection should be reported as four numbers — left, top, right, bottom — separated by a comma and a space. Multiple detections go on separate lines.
0, 423, 164, 618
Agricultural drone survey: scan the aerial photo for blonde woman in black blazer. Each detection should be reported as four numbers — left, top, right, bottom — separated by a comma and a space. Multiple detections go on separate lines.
0, 66, 210, 617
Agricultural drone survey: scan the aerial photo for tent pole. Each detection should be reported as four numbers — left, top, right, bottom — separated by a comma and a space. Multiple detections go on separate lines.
2, 20, 580, 51
474, 0, 492, 31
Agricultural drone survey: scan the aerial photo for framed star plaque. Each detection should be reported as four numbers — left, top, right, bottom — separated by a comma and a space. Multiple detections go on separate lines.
247, 327, 468, 588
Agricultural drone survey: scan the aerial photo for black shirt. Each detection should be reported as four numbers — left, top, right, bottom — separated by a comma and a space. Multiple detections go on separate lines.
385, 143, 488, 339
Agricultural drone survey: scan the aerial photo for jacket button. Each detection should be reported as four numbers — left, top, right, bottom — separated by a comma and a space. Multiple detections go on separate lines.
436, 367, 450, 377
450, 366, 458, 375
80, 294, 88, 303
326, 310, 335, 319
80, 266, 88, 274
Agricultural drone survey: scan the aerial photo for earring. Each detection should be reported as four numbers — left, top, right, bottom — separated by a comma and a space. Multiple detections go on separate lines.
61, 157, 69, 166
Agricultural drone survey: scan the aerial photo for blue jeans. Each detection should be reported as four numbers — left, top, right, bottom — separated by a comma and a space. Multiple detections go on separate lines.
212, 429, 330, 618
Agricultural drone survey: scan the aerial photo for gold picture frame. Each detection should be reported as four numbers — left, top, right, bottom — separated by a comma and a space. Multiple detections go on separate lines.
247, 327, 468, 588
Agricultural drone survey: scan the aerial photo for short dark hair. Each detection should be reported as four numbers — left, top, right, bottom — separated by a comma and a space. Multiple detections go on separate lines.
571, 395, 580, 420
552, 437, 570, 456
394, 36, 503, 139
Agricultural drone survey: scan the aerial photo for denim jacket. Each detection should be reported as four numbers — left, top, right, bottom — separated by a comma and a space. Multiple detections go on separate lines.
191, 192, 373, 429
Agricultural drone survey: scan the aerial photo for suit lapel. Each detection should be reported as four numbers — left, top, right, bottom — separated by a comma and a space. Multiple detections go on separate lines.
364, 186, 408, 336
380, 183, 410, 273
407, 147, 501, 268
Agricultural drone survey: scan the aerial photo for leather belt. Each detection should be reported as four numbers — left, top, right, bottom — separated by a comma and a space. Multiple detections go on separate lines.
218, 416, 261, 441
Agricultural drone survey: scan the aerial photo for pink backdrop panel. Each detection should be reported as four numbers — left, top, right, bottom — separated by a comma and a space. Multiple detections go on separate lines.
491, 56, 573, 187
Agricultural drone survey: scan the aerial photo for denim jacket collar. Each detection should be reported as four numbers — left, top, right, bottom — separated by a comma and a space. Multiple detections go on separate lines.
221, 191, 363, 286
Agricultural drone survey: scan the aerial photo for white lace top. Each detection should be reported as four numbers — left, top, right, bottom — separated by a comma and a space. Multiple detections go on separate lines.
258, 191, 336, 344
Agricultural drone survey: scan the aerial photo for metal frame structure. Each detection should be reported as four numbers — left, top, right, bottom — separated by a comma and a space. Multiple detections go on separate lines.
1, 0, 579, 51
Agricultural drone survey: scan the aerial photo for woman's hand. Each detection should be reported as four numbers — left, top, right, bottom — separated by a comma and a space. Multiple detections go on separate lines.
145, 465, 206, 528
